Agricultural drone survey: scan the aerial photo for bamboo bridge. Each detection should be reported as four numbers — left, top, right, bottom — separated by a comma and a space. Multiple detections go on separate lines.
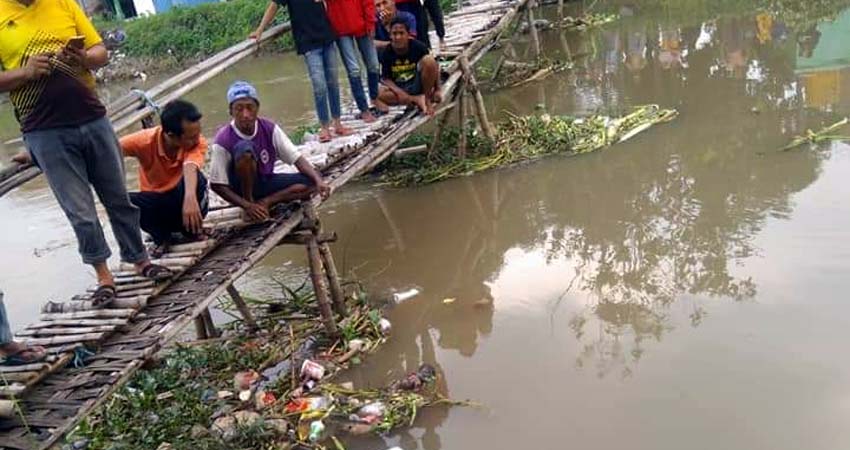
0, 0, 541, 447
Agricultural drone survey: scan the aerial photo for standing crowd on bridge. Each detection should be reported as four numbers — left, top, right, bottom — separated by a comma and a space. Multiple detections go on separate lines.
0, 0, 450, 365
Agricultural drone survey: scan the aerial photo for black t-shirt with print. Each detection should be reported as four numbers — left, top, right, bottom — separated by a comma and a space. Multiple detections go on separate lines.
380, 39, 429, 86
273, 0, 336, 54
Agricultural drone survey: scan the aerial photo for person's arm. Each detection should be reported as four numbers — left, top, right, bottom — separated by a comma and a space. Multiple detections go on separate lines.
381, 78, 412, 105
250, 1, 281, 39
295, 156, 330, 199
181, 163, 203, 235
66, 0, 109, 70
0, 56, 51, 93
271, 125, 330, 199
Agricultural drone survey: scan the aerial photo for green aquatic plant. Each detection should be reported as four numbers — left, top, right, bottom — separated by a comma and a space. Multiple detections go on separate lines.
780, 118, 850, 151
376, 105, 678, 186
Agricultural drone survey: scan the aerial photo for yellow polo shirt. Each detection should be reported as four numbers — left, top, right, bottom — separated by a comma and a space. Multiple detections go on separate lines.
0, 0, 105, 132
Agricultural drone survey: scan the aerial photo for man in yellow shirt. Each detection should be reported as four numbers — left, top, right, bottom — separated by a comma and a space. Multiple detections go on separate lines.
1, 0, 171, 307
120, 100, 208, 257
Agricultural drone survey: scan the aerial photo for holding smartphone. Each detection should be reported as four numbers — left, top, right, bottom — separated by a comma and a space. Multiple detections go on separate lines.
67, 35, 86, 49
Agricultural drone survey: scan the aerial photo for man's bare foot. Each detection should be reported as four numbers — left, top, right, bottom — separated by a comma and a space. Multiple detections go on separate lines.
318, 127, 332, 143
412, 95, 429, 114
360, 110, 377, 123
431, 90, 443, 104
11, 150, 31, 165
0, 342, 47, 364
333, 123, 354, 136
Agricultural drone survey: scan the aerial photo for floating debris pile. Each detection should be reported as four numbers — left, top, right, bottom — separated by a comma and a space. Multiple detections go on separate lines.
377, 105, 678, 186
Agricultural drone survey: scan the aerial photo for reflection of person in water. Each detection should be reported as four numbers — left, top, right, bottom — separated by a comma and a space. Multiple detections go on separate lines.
797, 25, 822, 58
625, 28, 648, 75
718, 17, 750, 78
658, 28, 686, 70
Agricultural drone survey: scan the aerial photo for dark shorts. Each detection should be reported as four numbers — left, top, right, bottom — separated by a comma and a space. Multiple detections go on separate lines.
229, 172, 314, 200
397, 65, 423, 96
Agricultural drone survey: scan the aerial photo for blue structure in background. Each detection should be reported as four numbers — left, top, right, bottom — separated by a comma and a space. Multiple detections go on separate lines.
151, 0, 219, 14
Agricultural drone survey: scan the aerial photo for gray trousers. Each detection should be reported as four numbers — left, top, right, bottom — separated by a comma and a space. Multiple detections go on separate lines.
24, 117, 148, 265
0, 291, 11, 346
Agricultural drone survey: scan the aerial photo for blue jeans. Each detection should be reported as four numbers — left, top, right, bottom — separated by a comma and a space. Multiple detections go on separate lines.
337, 35, 381, 111
24, 116, 148, 265
303, 43, 342, 125
0, 291, 11, 346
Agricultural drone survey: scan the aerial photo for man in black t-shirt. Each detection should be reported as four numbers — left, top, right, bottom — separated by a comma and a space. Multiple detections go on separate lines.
376, 17, 441, 115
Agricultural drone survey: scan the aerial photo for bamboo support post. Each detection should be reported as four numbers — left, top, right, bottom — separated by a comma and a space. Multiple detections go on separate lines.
201, 308, 219, 338
226, 285, 258, 331
527, 1, 541, 58
304, 204, 346, 316
429, 104, 453, 157
458, 84, 468, 158
306, 237, 338, 336
194, 316, 208, 340
318, 242, 345, 316
460, 56, 496, 141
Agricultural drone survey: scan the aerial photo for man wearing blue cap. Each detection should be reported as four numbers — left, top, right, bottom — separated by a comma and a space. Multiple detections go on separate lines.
209, 81, 331, 222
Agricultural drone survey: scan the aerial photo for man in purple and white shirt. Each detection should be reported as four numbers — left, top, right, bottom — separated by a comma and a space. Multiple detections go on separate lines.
209, 81, 331, 222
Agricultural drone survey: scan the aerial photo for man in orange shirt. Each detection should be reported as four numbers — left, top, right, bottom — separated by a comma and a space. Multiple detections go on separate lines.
120, 100, 208, 256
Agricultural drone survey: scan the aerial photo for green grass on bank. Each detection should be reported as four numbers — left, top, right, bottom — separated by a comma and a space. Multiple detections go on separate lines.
94, 0, 291, 60
95, 0, 458, 60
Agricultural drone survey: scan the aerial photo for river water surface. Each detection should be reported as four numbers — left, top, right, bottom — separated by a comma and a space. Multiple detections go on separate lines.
2, 1, 850, 449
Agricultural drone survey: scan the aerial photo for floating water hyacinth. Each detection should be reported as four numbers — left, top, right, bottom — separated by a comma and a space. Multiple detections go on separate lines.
780, 118, 850, 151
377, 105, 678, 186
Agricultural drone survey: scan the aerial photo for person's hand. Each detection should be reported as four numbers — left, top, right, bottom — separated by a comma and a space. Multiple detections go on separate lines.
59, 44, 87, 68
182, 196, 204, 235
249, 28, 263, 40
243, 202, 270, 222
23, 54, 52, 80
11, 150, 32, 165
316, 179, 331, 200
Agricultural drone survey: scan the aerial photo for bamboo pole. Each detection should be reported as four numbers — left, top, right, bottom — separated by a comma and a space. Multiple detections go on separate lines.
22, 332, 106, 346
460, 56, 496, 141
527, 1, 542, 58
16, 326, 118, 337
0, 363, 49, 374
458, 87, 468, 158
194, 316, 208, 340
226, 285, 258, 331
306, 237, 338, 335
304, 204, 346, 316
318, 243, 345, 316
27, 318, 128, 329
40, 309, 136, 320
201, 308, 220, 338
167, 239, 218, 253
0, 399, 14, 418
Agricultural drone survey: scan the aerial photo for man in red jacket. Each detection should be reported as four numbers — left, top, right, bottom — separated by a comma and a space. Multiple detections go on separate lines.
326, 0, 380, 122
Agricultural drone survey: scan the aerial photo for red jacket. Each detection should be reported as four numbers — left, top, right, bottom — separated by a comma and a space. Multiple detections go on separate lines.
325, 0, 376, 38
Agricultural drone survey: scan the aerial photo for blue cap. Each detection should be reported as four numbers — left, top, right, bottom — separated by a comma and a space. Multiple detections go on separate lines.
227, 80, 259, 106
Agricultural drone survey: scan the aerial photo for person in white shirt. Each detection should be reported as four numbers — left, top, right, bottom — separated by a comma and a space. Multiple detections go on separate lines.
209, 81, 330, 222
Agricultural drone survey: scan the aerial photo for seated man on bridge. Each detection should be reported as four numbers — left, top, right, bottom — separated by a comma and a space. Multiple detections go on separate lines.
209, 81, 331, 222
375, 18, 442, 116
374, 0, 418, 50
120, 100, 208, 257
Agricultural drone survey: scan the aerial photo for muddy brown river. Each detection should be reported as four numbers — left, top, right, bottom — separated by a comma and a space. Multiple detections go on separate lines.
3, 1, 850, 449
